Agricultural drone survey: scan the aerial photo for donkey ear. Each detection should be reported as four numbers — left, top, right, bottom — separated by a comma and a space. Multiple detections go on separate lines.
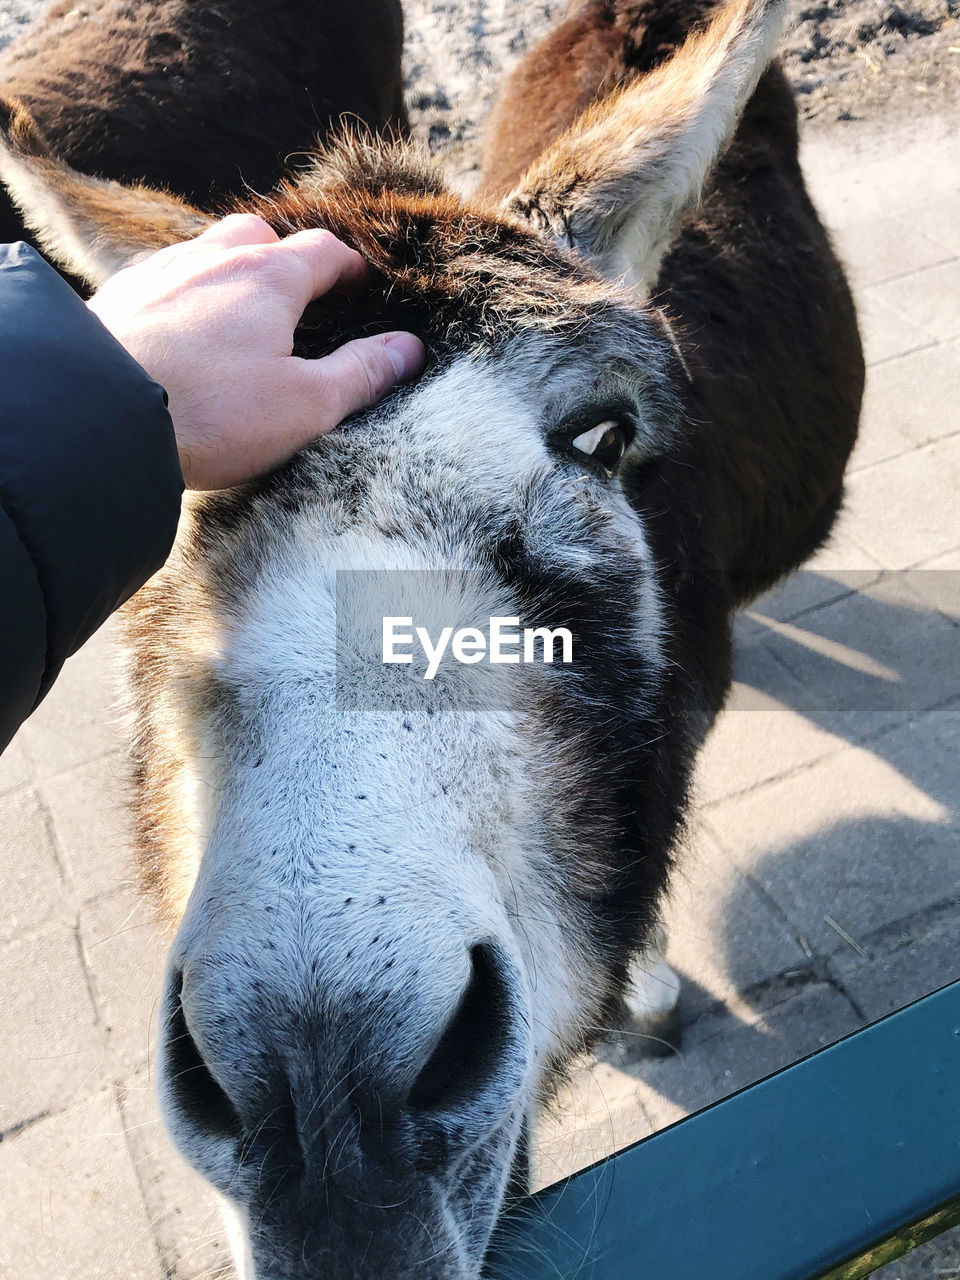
0, 98, 213, 287
501, 0, 786, 293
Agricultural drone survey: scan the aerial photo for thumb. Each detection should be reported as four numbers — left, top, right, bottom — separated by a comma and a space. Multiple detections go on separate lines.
298, 331, 427, 432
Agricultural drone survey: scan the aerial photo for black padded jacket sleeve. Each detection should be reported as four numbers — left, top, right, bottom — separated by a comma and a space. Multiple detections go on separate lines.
0, 242, 183, 753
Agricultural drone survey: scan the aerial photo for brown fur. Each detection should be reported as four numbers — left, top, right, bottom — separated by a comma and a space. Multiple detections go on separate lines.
482, 0, 722, 192
0, 97, 211, 279
0, 0, 407, 257
482, 0, 864, 603
253, 138, 643, 349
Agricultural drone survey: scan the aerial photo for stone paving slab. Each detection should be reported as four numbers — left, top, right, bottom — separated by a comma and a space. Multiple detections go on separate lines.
908, 193, 960, 255
869, 260, 960, 344
0, 924, 105, 1133
118, 1074, 234, 1280
661, 826, 812, 1018
856, 290, 939, 365
16, 622, 124, 781
693, 637, 855, 805
0, 734, 32, 795
41, 750, 137, 904
0, 785, 64, 944
743, 575, 960, 722
906, 552, 960, 621
828, 897, 960, 1024
844, 434, 960, 571
831, 214, 955, 290
0, 1091, 162, 1280
738, 564, 884, 633
703, 714, 957, 957
693, 700, 848, 806
852, 342, 960, 471
79, 889, 167, 1079
800, 116, 960, 227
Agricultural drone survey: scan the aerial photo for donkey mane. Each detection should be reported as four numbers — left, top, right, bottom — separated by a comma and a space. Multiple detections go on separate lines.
252, 135, 643, 350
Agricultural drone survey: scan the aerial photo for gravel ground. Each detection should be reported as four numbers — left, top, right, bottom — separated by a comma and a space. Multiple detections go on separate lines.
0, 0, 32, 39
783, 0, 960, 122
402, 0, 960, 176
402, 0, 960, 173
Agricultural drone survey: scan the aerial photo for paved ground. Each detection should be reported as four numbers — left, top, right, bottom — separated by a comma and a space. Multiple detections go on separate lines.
0, 14, 958, 1279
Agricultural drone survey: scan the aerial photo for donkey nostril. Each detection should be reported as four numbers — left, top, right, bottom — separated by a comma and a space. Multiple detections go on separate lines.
164, 969, 243, 1145
408, 942, 517, 1116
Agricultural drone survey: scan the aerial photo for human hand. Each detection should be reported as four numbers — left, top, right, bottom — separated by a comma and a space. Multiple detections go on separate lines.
87, 214, 426, 489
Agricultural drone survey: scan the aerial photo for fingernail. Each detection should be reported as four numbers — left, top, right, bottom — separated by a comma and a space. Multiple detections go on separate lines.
383, 332, 426, 382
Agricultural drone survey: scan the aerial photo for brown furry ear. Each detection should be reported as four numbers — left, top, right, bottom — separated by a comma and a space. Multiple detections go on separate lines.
0, 98, 213, 287
499, 0, 787, 293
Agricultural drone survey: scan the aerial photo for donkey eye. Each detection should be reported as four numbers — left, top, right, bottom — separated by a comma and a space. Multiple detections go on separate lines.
569, 420, 630, 474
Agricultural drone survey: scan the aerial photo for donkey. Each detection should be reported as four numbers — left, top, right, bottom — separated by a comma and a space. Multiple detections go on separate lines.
0, 0, 863, 1275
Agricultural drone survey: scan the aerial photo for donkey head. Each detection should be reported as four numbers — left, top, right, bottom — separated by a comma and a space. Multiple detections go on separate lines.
0, 1, 782, 1274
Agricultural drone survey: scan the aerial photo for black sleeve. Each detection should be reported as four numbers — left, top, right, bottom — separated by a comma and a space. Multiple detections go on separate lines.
0, 242, 183, 753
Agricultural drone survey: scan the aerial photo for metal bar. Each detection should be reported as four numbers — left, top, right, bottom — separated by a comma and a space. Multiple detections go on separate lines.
484, 981, 960, 1280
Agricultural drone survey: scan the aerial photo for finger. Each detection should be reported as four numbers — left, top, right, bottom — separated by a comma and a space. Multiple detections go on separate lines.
288, 331, 427, 438
193, 212, 280, 250
269, 228, 370, 307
